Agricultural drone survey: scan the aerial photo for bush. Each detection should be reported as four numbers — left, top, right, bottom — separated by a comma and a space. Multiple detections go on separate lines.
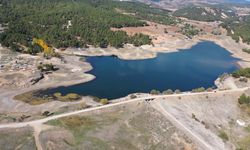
54, 93, 81, 102
239, 77, 248, 83
92, 96, 100, 102
163, 89, 173, 95
65, 93, 81, 101
243, 48, 250, 54
53, 92, 62, 98
174, 89, 181, 94
238, 93, 250, 105
192, 87, 205, 93
42, 111, 54, 116
100, 99, 109, 105
130, 94, 137, 99
232, 68, 250, 78
150, 89, 161, 95
37, 63, 56, 72
218, 131, 229, 142
206, 88, 214, 92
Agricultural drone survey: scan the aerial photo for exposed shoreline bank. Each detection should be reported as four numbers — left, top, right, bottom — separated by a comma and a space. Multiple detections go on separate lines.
1, 33, 248, 94
0, 37, 246, 117
62, 33, 250, 68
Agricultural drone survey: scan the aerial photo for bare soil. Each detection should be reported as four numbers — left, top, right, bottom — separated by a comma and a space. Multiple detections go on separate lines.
42, 102, 197, 150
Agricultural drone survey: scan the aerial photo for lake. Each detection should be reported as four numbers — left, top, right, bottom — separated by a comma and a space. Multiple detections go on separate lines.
43, 41, 239, 99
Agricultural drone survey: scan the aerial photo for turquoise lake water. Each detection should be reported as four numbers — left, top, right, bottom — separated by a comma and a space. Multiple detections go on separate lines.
43, 41, 239, 99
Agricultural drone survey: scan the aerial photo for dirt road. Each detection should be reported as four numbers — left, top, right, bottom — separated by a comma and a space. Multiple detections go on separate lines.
0, 87, 247, 129
151, 101, 224, 150
0, 87, 248, 150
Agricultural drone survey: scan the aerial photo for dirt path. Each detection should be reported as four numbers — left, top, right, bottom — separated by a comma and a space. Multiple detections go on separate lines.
151, 101, 223, 150
0, 87, 248, 150
32, 124, 44, 150
0, 87, 248, 129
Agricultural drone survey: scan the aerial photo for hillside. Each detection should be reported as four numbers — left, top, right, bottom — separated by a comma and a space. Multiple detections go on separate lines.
0, 0, 176, 53
173, 5, 237, 22
221, 15, 250, 44
135, 0, 250, 10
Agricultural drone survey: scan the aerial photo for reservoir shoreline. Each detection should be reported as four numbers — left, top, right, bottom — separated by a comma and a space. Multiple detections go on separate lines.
41, 41, 239, 99
0, 38, 246, 115
0, 33, 249, 102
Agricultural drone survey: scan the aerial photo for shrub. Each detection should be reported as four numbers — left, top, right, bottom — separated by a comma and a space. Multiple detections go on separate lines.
242, 48, 250, 54
239, 77, 248, 83
174, 89, 181, 94
65, 93, 81, 101
218, 131, 229, 142
238, 93, 250, 105
130, 94, 137, 99
232, 68, 250, 78
55, 93, 81, 102
37, 63, 56, 72
192, 87, 205, 93
42, 111, 54, 116
92, 96, 100, 102
163, 89, 173, 95
150, 89, 161, 95
53, 92, 62, 98
206, 88, 214, 92
100, 99, 109, 105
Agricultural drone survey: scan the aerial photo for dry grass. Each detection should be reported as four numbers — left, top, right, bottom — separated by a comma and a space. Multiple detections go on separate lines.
14, 91, 82, 105
43, 102, 196, 150
14, 91, 50, 105
238, 135, 250, 150
0, 127, 36, 150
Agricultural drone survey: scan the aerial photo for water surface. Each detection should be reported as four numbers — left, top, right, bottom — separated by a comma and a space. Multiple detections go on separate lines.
44, 41, 239, 99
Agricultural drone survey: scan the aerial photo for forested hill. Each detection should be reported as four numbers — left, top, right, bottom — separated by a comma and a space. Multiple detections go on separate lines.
173, 5, 236, 22
0, 0, 175, 53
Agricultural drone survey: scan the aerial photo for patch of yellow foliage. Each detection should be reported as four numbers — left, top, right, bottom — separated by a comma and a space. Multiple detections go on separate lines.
32, 38, 54, 55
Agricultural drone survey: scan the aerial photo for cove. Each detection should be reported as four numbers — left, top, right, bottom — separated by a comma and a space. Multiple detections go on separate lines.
43, 41, 239, 99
